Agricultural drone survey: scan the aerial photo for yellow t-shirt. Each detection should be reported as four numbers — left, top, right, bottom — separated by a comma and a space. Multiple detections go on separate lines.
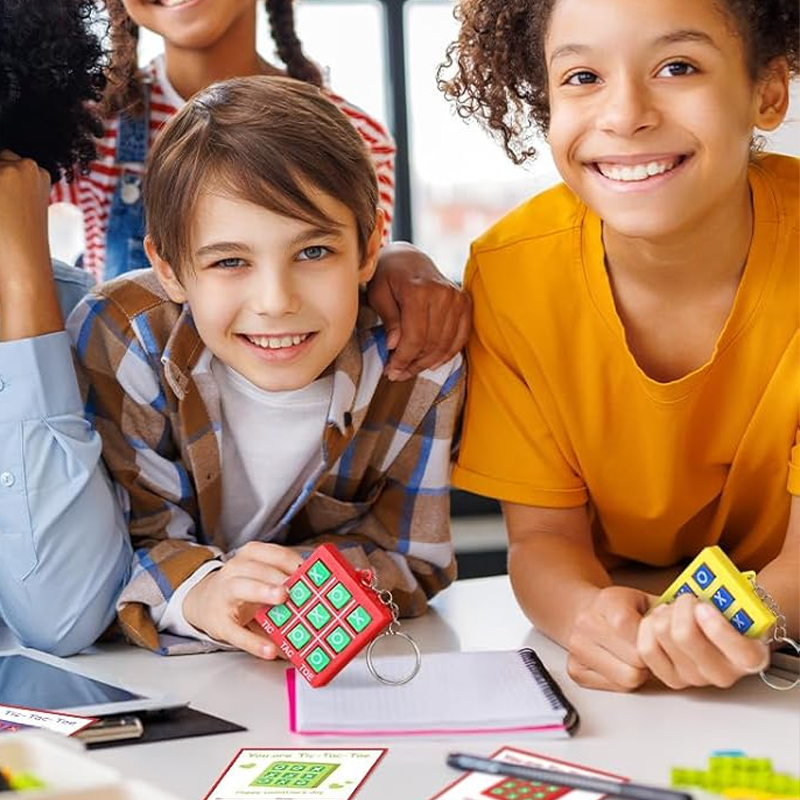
452, 153, 799, 571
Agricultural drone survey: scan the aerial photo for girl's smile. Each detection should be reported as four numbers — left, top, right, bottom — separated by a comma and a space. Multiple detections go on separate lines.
586, 152, 692, 193
148, 0, 205, 8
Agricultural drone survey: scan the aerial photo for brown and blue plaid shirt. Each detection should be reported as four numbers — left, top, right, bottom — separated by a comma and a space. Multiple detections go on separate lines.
67, 270, 464, 654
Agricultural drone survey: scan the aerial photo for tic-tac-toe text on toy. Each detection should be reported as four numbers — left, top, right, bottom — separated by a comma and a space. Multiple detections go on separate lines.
655, 546, 777, 638
254, 544, 420, 688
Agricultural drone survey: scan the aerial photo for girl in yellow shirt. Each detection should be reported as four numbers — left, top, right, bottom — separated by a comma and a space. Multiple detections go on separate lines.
442, 0, 799, 692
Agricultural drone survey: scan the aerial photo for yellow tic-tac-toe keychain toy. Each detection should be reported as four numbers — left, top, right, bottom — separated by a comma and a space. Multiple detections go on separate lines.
655, 545, 799, 690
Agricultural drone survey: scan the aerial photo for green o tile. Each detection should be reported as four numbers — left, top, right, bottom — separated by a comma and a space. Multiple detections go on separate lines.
326, 626, 352, 653
287, 623, 311, 649
326, 583, 352, 610
306, 646, 331, 673
289, 580, 312, 607
307, 560, 332, 587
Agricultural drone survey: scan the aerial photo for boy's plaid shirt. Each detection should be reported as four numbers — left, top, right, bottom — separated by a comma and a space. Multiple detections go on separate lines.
67, 270, 464, 654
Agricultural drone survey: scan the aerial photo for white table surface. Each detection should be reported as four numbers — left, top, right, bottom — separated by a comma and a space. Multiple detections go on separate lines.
48, 575, 798, 800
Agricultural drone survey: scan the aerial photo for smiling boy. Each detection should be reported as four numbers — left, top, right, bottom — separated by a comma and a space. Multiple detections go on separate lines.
68, 76, 464, 656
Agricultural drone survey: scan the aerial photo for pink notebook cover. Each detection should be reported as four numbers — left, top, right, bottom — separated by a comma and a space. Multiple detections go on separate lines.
285, 668, 570, 737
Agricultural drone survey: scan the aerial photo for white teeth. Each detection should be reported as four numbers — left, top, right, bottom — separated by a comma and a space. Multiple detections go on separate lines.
245, 333, 309, 350
158, 0, 192, 7
597, 159, 678, 182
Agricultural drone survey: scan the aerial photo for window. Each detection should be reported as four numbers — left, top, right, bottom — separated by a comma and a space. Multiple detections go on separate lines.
292, 1, 387, 122
405, 0, 558, 281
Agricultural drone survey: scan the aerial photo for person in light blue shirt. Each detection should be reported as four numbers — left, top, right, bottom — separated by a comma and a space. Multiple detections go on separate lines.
0, 0, 131, 655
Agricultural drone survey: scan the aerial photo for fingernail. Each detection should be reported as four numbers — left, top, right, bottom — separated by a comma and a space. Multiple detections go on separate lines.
262, 644, 276, 659
266, 587, 284, 604
695, 603, 716, 622
746, 658, 768, 674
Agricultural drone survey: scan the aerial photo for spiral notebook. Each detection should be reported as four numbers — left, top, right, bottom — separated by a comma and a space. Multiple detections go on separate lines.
286, 648, 579, 737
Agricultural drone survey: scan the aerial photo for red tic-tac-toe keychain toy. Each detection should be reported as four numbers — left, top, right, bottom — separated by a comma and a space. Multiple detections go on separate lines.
254, 544, 421, 688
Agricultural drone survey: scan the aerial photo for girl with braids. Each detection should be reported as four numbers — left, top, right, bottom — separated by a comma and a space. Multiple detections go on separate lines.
444, 0, 799, 692
52, 0, 471, 381
0, 0, 131, 654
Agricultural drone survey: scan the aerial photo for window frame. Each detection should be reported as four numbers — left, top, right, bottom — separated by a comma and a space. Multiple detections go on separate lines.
300, 0, 444, 242
382, 0, 415, 242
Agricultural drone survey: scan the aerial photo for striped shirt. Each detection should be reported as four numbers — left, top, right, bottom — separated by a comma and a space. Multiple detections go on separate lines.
52, 55, 396, 281
67, 270, 463, 654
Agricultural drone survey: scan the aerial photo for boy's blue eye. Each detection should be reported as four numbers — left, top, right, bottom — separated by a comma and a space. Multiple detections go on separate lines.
658, 61, 696, 78
566, 71, 598, 86
297, 245, 330, 261
214, 257, 245, 269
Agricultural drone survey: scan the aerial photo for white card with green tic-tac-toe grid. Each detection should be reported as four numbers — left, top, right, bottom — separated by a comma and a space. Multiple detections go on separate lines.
203, 748, 387, 800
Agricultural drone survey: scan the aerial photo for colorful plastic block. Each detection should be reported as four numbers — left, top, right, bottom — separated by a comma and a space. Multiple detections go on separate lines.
0, 766, 46, 791
672, 753, 800, 799
254, 544, 393, 687
656, 546, 777, 638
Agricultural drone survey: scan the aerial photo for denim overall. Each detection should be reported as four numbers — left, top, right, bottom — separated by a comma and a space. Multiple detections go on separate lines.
104, 82, 152, 280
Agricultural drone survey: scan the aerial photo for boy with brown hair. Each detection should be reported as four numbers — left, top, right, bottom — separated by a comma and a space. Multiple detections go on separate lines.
68, 75, 464, 656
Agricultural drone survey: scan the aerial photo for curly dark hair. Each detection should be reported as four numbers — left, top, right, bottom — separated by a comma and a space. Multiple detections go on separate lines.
438, 0, 800, 165
101, 0, 322, 116
0, 0, 106, 181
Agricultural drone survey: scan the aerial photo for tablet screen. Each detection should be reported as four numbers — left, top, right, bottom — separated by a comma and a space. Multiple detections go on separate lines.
0, 654, 144, 710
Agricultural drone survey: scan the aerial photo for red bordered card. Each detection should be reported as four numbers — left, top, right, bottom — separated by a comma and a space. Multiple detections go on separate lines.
203, 747, 387, 800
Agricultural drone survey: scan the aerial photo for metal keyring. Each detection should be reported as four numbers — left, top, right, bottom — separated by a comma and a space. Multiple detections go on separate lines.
760, 637, 800, 691
365, 630, 422, 686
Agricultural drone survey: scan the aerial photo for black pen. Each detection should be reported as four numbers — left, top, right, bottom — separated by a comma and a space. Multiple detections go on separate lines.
447, 753, 693, 800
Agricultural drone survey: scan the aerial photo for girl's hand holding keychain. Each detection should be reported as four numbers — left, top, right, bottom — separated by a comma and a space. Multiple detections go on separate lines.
654, 545, 798, 690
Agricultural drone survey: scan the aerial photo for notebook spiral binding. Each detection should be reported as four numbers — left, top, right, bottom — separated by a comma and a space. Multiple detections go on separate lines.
518, 648, 561, 711
517, 646, 580, 736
